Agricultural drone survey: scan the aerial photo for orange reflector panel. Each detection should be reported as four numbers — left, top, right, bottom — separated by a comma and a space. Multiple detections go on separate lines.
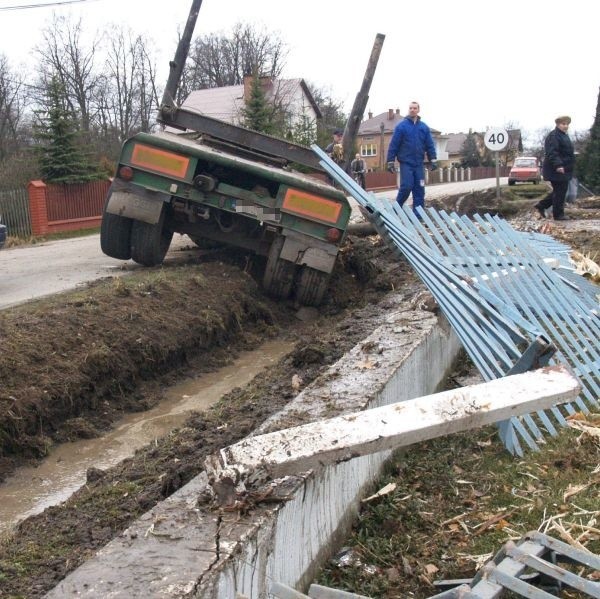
131, 144, 190, 178
282, 189, 342, 224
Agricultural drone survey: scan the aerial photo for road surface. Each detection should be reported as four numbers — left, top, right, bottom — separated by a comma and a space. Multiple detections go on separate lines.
0, 178, 506, 310
0, 234, 196, 310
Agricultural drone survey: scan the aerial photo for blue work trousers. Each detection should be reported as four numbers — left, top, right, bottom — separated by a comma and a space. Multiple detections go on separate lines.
395, 163, 425, 213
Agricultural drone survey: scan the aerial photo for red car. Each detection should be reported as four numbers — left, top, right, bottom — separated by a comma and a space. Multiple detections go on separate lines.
508, 157, 541, 185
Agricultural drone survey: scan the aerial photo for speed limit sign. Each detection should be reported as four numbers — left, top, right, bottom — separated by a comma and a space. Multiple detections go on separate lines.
484, 128, 509, 151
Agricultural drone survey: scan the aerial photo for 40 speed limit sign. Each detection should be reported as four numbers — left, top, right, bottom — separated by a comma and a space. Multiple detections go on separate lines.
484, 128, 509, 151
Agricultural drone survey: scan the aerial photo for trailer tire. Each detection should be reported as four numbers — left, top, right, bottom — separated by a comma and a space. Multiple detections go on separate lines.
295, 266, 330, 307
130, 206, 173, 266
263, 236, 296, 299
100, 200, 133, 260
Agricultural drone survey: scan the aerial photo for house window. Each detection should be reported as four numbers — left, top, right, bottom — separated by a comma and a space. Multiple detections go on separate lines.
361, 144, 377, 157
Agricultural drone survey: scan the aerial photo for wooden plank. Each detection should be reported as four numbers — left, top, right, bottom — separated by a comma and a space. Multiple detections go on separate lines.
205, 365, 579, 494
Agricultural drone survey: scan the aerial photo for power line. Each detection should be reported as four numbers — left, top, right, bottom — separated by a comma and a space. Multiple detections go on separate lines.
0, 0, 100, 11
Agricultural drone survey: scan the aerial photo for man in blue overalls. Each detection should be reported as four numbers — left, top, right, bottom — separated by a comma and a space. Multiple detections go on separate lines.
386, 101, 437, 216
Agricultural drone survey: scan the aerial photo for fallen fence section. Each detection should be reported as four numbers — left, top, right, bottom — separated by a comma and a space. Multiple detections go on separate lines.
430, 530, 600, 598
314, 145, 600, 456
270, 531, 600, 599
205, 365, 579, 500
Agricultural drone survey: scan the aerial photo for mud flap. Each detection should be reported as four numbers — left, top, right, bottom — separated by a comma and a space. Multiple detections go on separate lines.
279, 232, 337, 274
106, 187, 167, 225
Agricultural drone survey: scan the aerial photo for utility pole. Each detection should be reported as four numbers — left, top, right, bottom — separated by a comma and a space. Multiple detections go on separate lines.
341, 33, 385, 171
161, 0, 204, 113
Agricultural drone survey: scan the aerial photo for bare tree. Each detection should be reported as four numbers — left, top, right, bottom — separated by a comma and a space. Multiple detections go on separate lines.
0, 55, 26, 162
178, 23, 287, 101
96, 27, 160, 145
34, 15, 101, 132
306, 82, 347, 148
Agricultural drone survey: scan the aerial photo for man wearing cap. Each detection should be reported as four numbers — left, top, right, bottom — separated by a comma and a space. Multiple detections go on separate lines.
326, 129, 345, 166
386, 101, 437, 216
534, 115, 575, 221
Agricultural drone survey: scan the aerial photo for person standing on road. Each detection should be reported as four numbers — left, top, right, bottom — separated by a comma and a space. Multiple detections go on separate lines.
386, 101, 437, 215
350, 153, 366, 189
534, 115, 575, 221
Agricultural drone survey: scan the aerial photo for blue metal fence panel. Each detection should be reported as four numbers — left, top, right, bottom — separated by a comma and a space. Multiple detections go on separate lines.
313, 145, 599, 456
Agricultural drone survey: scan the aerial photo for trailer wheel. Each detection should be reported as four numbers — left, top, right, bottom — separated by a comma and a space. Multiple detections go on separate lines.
130, 206, 173, 266
295, 266, 330, 307
100, 198, 132, 260
263, 236, 296, 299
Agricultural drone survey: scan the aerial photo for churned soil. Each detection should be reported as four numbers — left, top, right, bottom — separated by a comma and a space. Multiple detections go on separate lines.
0, 234, 421, 597
1, 192, 599, 598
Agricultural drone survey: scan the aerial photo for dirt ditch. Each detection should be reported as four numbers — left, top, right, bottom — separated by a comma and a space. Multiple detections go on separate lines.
0, 233, 422, 597
1, 192, 599, 598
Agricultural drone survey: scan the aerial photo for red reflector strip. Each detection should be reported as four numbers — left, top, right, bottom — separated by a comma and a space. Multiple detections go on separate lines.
282, 189, 342, 224
131, 144, 190, 178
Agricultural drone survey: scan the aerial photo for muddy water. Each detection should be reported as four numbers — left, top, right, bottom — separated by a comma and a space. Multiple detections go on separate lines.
0, 339, 293, 534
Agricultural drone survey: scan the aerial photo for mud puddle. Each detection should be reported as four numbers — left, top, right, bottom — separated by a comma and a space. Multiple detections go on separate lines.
0, 338, 293, 534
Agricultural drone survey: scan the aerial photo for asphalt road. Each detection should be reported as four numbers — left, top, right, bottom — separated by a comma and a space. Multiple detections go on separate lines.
0, 234, 196, 310
0, 178, 507, 310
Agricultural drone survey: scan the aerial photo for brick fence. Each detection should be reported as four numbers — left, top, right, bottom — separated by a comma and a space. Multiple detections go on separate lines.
27, 179, 111, 236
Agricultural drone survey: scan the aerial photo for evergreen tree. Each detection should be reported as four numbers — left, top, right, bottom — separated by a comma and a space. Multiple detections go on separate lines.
460, 132, 481, 167
290, 110, 316, 146
34, 77, 99, 183
242, 72, 274, 135
576, 86, 600, 193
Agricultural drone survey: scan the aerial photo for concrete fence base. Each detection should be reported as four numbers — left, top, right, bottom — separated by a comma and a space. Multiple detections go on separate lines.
48, 301, 462, 598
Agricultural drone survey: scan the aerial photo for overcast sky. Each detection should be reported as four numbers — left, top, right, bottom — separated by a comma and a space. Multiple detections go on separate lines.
1, 0, 598, 145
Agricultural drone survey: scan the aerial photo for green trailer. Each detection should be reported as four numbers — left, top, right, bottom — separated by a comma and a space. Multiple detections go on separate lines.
101, 127, 351, 306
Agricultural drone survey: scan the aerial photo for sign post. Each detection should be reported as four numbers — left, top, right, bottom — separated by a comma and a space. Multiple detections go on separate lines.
484, 128, 509, 199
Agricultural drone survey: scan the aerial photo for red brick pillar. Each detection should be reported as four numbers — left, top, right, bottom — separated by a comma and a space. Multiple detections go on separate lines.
28, 180, 49, 236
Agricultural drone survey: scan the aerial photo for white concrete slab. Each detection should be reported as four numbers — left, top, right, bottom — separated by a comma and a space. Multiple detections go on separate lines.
207, 365, 579, 494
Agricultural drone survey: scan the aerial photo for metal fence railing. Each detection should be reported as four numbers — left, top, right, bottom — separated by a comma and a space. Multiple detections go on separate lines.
0, 187, 32, 238
313, 143, 599, 456
46, 180, 109, 223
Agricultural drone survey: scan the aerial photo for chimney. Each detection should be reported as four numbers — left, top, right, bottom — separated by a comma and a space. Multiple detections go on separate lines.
388, 109, 394, 120
243, 75, 252, 101
396, 108, 400, 115
243, 74, 273, 101
368, 111, 373, 119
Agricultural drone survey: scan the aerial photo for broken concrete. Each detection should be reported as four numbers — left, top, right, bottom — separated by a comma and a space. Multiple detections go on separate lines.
48, 297, 463, 598
205, 365, 579, 498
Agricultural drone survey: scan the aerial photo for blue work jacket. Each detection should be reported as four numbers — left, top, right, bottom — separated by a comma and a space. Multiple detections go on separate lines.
386, 117, 437, 167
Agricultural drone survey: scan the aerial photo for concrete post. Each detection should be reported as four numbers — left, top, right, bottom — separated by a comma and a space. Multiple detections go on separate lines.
206, 365, 579, 493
